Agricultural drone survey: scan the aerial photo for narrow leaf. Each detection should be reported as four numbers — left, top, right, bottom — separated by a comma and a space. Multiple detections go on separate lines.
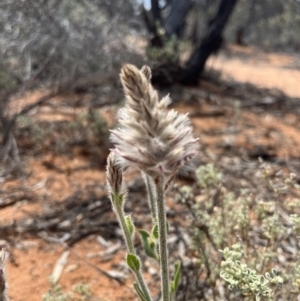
170, 261, 182, 299
133, 282, 148, 301
138, 229, 159, 261
125, 214, 135, 236
173, 261, 181, 292
151, 224, 159, 240
126, 253, 140, 273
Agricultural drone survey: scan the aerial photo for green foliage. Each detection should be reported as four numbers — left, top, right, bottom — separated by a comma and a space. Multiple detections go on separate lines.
195, 163, 222, 189
220, 244, 283, 300
138, 229, 159, 261
0, 0, 139, 91
42, 284, 72, 301
151, 224, 159, 240
43, 282, 97, 301
170, 261, 181, 300
133, 283, 148, 301
87, 110, 109, 141
126, 253, 141, 273
72, 283, 92, 300
125, 214, 135, 236
70, 110, 109, 145
178, 162, 300, 300
146, 34, 180, 64
18, 116, 48, 145
145, 21, 181, 64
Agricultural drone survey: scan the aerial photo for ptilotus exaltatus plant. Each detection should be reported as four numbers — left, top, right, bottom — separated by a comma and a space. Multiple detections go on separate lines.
107, 64, 198, 301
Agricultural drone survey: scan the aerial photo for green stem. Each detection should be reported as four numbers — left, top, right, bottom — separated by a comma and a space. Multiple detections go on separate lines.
112, 194, 152, 301
135, 273, 151, 301
143, 173, 157, 222
114, 197, 135, 253
155, 176, 170, 301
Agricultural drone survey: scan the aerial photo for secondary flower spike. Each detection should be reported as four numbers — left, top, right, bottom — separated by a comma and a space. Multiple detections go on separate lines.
106, 152, 124, 195
110, 64, 199, 178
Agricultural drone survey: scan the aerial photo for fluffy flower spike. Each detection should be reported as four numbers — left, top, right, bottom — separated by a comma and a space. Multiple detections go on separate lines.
110, 64, 198, 178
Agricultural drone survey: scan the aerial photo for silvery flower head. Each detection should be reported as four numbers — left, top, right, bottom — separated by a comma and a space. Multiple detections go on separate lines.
110, 64, 198, 179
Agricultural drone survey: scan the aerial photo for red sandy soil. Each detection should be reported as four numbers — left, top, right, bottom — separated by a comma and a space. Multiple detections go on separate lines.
1, 45, 300, 301
208, 45, 300, 98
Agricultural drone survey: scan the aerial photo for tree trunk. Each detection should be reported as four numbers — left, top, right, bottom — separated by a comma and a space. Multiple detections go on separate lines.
180, 0, 239, 84
143, 0, 192, 47
151, 0, 162, 23
164, 0, 192, 37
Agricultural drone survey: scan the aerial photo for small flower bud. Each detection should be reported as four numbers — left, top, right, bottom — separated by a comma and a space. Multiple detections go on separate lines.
106, 152, 124, 195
